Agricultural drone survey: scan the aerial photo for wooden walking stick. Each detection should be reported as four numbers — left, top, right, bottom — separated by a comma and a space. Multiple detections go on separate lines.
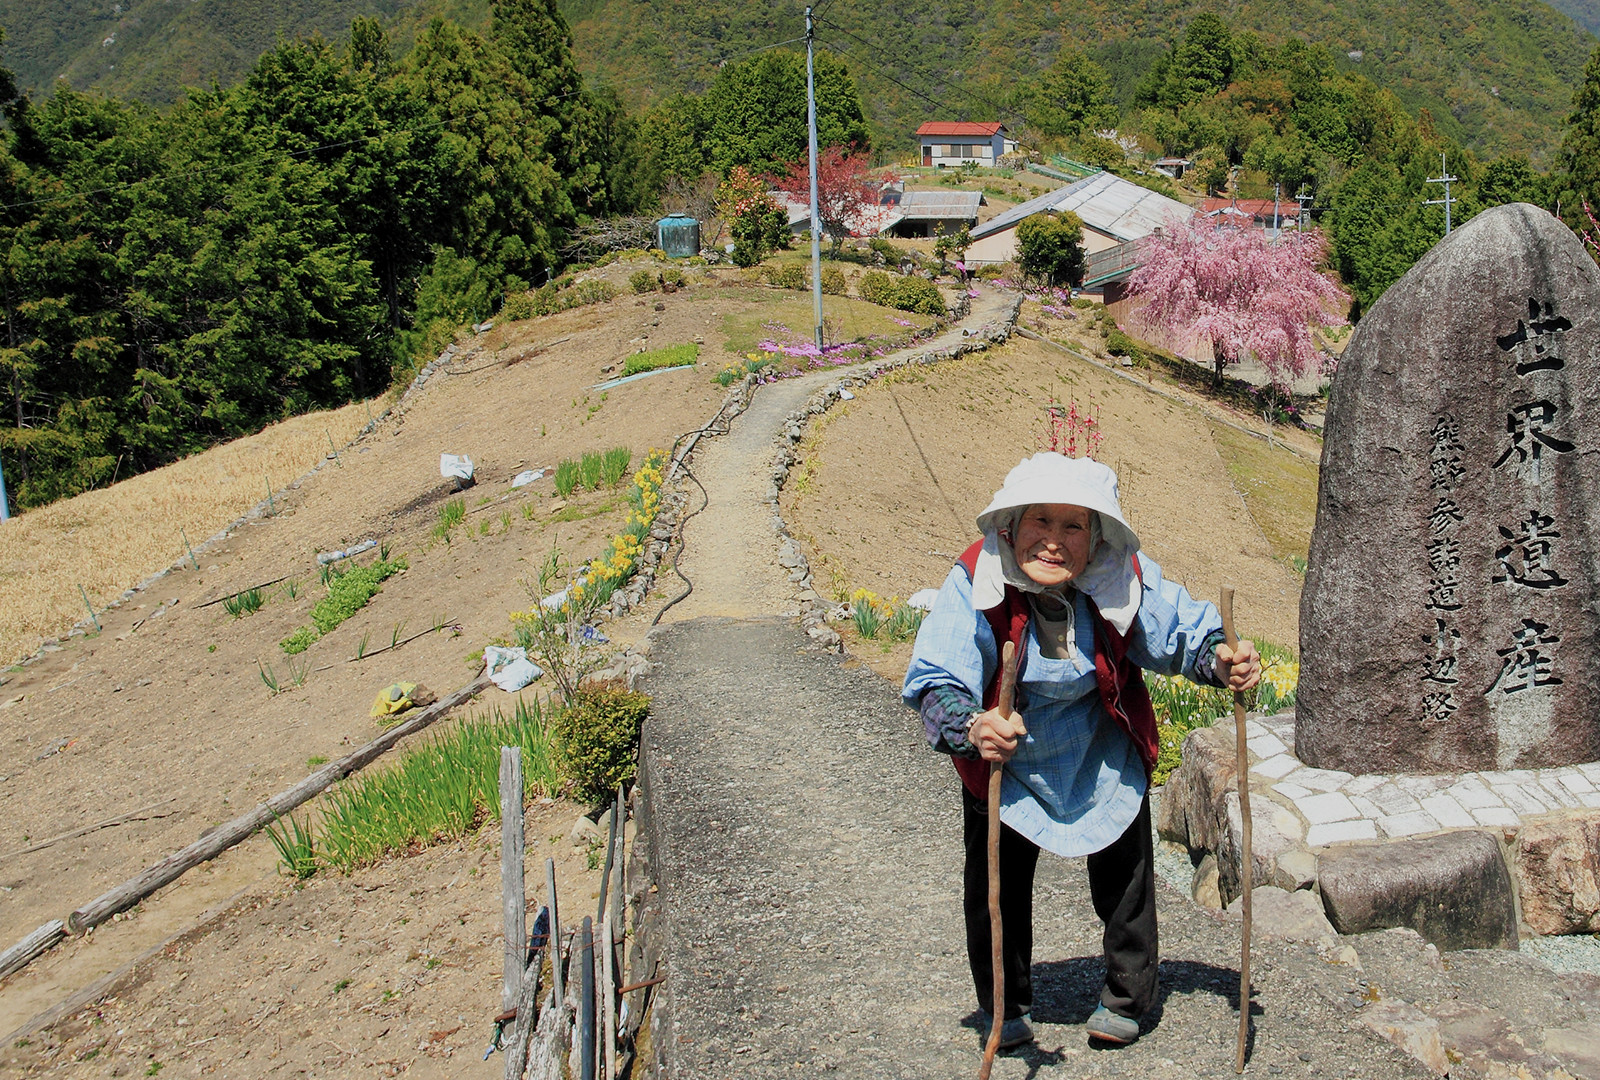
1221, 587, 1253, 1074
979, 640, 1021, 1080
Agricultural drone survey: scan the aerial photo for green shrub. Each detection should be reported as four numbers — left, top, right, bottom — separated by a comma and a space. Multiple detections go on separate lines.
629, 269, 657, 294
1071, 297, 1096, 309
1017, 211, 1087, 287
553, 459, 580, 497
763, 263, 806, 290
660, 267, 684, 287
1106, 330, 1137, 357
819, 264, 847, 295
868, 236, 905, 262
504, 279, 619, 321
622, 342, 698, 377
859, 271, 946, 316
975, 263, 1007, 280
552, 682, 650, 801
858, 270, 894, 306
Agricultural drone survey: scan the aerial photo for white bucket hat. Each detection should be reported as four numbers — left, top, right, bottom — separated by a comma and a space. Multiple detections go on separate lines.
971, 453, 1143, 633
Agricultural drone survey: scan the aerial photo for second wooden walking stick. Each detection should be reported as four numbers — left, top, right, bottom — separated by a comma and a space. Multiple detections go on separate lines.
1221, 587, 1253, 1073
979, 640, 1021, 1080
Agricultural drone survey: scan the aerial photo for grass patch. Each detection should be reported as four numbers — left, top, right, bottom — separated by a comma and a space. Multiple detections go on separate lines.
601, 446, 631, 487
549, 498, 618, 524
432, 498, 466, 540
720, 294, 937, 356
223, 587, 264, 618
553, 460, 580, 498
305, 698, 562, 874
1207, 424, 1319, 565
579, 451, 604, 490
1150, 639, 1300, 786
281, 557, 406, 654
622, 342, 698, 377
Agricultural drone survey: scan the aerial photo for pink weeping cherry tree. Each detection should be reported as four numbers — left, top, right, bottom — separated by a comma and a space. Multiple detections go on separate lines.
1127, 215, 1348, 392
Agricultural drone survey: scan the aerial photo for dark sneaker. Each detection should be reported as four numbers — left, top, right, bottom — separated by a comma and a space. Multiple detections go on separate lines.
978, 1010, 1035, 1049
1086, 1004, 1140, 1044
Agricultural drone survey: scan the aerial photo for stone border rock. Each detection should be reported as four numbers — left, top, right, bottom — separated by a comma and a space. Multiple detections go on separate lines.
1160, 709, 1600, 947
763, 295, 1022, 651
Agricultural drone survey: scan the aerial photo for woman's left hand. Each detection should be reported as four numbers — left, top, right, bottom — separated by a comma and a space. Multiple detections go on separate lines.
1215, 639, 1262, 692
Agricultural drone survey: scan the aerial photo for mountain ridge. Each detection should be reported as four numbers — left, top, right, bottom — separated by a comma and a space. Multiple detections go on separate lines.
0, 0, 1593, 161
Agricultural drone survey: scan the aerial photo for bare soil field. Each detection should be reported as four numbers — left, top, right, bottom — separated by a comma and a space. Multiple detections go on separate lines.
0, 267, 1323, 1076
2, 266, 920, 1069
782, 309, 1319, 684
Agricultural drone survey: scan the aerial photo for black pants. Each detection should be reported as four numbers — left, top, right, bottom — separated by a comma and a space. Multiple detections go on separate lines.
961, 785, 1158, 1020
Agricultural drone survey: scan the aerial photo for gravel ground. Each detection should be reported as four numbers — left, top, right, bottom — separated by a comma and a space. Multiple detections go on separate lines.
639, 617, 1433, 1078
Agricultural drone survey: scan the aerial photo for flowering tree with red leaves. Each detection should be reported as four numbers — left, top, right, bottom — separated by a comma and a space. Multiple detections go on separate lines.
772, 146, 892, 253
1128, 216, 1347, 392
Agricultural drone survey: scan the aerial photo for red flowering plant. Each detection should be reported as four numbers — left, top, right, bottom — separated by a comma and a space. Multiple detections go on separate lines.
717, 166, 788, 267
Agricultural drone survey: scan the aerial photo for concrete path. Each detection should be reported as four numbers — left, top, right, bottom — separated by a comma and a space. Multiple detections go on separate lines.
633, 286, 1600, 1078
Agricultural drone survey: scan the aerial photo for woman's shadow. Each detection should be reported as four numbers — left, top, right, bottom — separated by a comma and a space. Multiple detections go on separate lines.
961, 956, 1259, 1074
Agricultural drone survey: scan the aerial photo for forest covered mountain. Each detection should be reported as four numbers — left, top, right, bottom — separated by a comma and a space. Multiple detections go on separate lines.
3, 0, 1596, 162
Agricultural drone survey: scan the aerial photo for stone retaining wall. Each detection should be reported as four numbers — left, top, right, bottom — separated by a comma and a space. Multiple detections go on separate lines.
1161, 710, 1600, 946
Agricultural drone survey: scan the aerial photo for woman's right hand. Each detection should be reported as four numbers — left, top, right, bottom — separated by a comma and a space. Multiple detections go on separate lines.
972, 707, 1026, 763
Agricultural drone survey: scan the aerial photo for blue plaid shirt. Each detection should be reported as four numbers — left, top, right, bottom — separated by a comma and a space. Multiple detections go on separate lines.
903, 555, 1224, 857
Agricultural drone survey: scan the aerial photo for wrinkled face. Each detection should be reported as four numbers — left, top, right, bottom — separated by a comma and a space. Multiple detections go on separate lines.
1013, 503, 1094, 588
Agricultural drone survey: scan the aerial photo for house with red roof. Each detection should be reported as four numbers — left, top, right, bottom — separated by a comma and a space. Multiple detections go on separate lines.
916, 121, 1017, 168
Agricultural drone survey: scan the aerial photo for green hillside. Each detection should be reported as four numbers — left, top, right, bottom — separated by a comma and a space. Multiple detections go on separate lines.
559, 0, 1597, 163
1, 0, 1593, 160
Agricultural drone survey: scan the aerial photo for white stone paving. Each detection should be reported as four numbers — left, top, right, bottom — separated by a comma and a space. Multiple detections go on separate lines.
1221, 713, 1600, 854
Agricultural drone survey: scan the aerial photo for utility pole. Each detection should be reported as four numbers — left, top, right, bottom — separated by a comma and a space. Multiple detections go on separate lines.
1295, 186, 1313, 232
805, 6, 824, 350
1425, 152, 1459, 235
1273, 182, 1281, 237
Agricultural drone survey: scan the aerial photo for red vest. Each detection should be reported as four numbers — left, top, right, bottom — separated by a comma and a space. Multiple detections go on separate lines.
950, 539, 1160, 800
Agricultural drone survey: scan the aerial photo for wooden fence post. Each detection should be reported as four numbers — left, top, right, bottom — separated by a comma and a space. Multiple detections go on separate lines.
500, 747, 525, 1016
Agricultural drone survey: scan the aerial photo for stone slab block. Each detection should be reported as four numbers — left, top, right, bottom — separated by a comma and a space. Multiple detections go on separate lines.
1226, 886, 1336, 944
1419, 794, 1476, 829
1248, 732, 1287, 758
1358, 1000, 1449, 1077
1294, 767, 1356, 793
1318, 830, 1518, 950
1514, 810, 1600, 934
1252, 753, 1298, 779
1471, 806, 1521, 828
1306, 819, 1377, 846
1298, 791, 1361, 825
1379, 812, 1440, 838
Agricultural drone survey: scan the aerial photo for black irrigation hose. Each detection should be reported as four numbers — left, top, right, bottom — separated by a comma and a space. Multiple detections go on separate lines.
649, 410, 728, 625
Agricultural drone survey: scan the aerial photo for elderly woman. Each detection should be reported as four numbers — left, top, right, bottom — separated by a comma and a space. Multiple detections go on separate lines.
903, 453, 1260, 1048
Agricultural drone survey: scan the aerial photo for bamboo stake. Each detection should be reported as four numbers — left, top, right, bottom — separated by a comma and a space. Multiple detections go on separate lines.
1222, 586, 1254, 1073
503, 907, 546, 1080
547, 858, 564, 1014
602, 911, 617, 1080
62, 674, 490, 935
579, 917, 596, 1080
326, 430, 342, 466
501, 747, 526, 1015
979, 640, 1020, 1080
77, 585, 100, 632
180, 527, 200, 570
0, 799, 176, 861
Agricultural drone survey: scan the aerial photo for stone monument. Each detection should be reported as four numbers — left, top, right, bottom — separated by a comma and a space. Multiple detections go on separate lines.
1298, 203, 1600, 773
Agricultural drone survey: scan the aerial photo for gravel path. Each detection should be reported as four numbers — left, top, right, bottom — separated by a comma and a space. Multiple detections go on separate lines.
639, 617, 1430, 1078
634, 288, 1436, 1078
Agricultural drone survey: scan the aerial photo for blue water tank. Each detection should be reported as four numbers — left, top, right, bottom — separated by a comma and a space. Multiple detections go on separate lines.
655, 214, 701, 259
